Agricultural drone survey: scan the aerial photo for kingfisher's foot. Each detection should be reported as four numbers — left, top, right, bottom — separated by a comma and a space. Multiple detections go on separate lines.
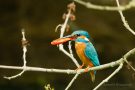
84, 66, 90, 72
75, 63, 84, 71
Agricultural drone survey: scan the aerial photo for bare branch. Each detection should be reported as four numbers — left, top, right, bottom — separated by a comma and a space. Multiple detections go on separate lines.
93, 63, 123, 90
0, 48, 135, 75
74, 0, 135, 35
65, 73, 80, 90
4, 29, 28, 80
55, 24, 62, 32
74, 0, 135, 11
116, 0, 135, 35
57, 2, 80, 67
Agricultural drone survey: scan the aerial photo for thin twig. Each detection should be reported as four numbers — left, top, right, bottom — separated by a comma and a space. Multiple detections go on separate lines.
123, 58, 135, 72
65, 73, 80, 90
74, 0, 135, 11
68, 41, 73, 57
68, 41, 80, 67
4, 29, 28, 80
60, 8, 71, 38
55, 24, 62, 32
59, 44, 80, 67
93, 63, 123, 90
116, 0, 135, 35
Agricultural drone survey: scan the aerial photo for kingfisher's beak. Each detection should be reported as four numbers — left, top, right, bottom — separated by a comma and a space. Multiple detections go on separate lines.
51, 35, 76, 45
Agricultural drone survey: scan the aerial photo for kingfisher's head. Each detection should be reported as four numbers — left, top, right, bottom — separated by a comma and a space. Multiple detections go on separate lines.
71, 30, 90, 39
70, 30, 90, 43
51, 30, 91, 45
64, 30, 90, 42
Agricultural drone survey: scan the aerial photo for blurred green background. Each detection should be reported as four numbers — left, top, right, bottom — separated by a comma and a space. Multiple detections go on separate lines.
0, 0, 135, 90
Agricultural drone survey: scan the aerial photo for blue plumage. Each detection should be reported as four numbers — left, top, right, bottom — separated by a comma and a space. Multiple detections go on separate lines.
85, 42, 100, 66
72, 30, 90, 39
72, 30, 100, 66
72, 30, 100, 81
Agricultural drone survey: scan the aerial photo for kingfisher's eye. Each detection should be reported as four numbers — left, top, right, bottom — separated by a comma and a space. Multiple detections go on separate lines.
76, 34, 80, 36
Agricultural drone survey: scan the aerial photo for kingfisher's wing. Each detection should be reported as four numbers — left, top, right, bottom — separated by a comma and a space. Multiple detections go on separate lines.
84, 42, 100, 66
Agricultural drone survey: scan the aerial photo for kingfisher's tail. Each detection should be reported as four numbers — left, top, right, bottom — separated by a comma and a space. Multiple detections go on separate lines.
90, 71, 95, 82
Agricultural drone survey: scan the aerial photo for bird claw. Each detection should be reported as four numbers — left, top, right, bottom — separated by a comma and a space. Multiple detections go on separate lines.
84, 67, 90, 72
75, 66, 82, 71
75, 64, 84, 71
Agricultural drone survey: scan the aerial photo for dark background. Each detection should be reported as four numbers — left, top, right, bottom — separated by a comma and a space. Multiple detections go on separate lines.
0, 0, 135, 90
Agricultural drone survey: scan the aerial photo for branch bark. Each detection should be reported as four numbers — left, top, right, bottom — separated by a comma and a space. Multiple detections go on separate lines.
0, 48, 134, 75
74, 0, 135, 11
4, 29, 28, 80
93, 63, 123, 90
116, 0, 135, 35
65, 73, 80, 90
58, 2, 80, 67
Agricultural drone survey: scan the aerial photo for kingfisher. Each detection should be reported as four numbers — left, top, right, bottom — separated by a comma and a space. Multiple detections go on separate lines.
51, 30, 100, 82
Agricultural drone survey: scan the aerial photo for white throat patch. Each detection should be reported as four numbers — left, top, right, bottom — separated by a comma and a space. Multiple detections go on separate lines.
84, 37, 89, 41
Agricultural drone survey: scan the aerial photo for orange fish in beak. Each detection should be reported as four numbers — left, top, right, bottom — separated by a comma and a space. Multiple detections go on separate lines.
51, 35, 76, 45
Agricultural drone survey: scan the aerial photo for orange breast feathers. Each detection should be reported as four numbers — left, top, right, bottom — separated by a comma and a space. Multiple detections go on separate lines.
75, 42, 94, 67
